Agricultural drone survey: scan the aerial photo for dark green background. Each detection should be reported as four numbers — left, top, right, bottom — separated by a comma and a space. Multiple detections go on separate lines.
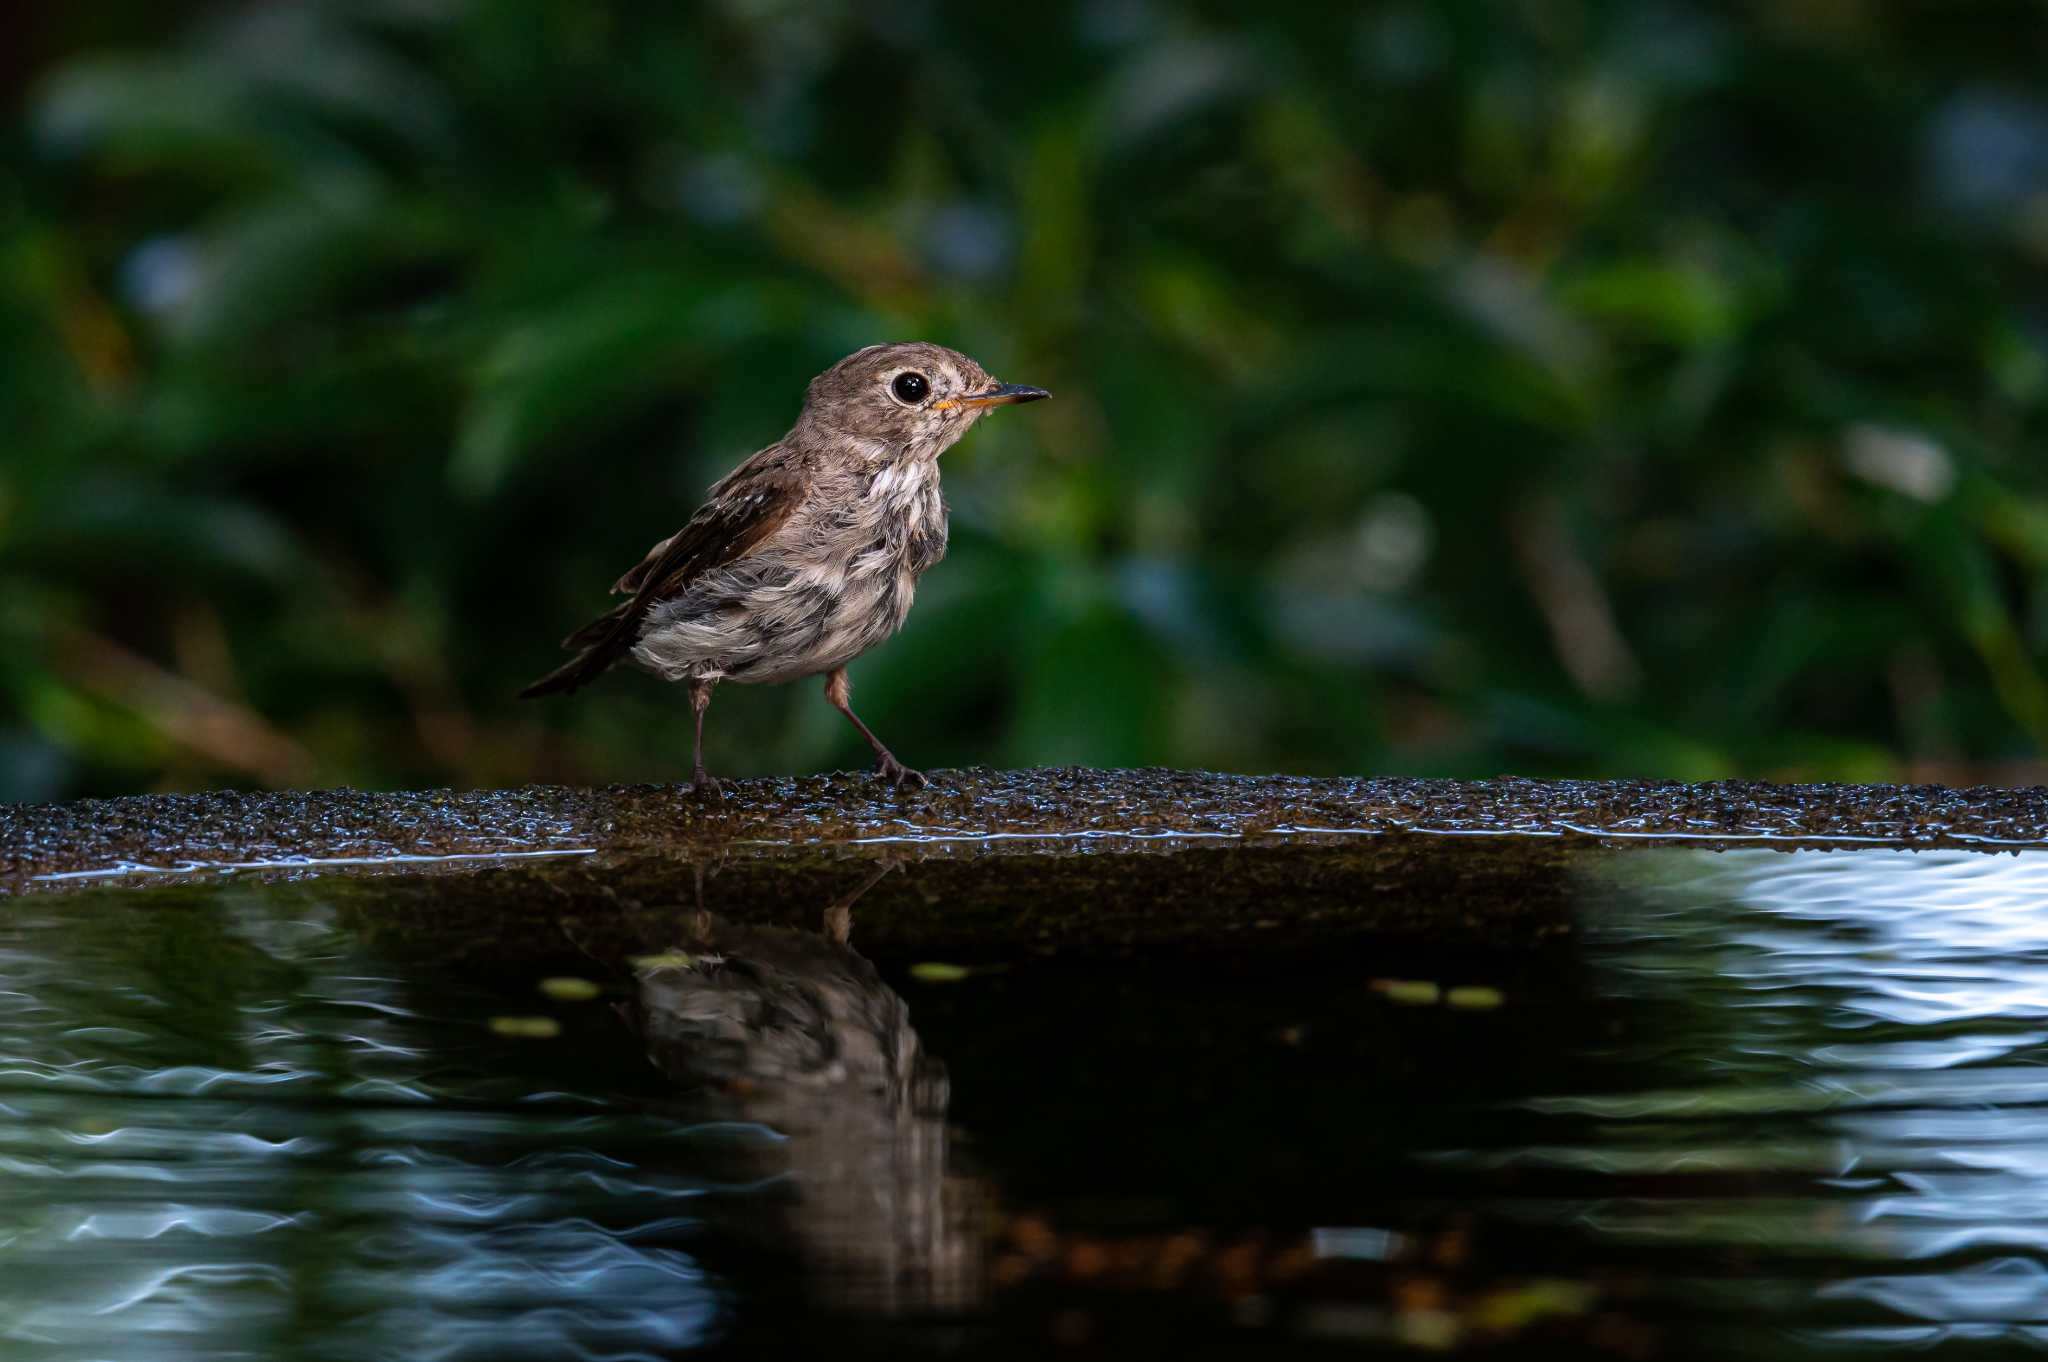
6, 1, 2048, 801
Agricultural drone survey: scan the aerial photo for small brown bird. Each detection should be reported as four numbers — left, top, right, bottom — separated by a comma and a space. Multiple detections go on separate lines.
520, 342, 1048, 795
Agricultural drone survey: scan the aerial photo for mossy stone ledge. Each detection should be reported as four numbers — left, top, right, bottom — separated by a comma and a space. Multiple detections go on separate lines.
4, 768, 2041, 960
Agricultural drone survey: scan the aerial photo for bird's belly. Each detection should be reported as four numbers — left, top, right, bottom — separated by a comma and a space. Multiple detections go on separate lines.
632, 559, 922, 686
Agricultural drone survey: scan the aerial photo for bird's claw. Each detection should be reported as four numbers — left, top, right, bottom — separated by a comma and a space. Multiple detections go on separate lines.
690, 769, 724, 801
874, 754, 927, 790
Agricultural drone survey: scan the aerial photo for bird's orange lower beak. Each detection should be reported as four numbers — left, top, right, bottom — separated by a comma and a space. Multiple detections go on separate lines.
936, 382, 1051, 411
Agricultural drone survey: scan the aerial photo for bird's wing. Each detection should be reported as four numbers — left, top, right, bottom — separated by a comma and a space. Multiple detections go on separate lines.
519, 445, 806, 698
605, 454, 806, 605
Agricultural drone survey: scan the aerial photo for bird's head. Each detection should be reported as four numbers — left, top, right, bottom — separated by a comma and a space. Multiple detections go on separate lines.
796, 341, 1048, 459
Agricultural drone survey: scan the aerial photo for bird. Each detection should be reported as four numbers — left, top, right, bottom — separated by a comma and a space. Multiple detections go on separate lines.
519, 342, 1048, 797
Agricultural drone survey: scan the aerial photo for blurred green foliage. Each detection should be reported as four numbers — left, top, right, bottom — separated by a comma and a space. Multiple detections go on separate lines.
5, 0, 2048, 801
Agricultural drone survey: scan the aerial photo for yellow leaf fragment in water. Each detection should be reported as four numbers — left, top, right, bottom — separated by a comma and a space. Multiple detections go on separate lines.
910, 962, 973, 983
1471, 1278, 1596, 1331
1371, 978, 1441, 1006
1446, 985, 1505, 1010
489, 1015, 562, 1039
538, 976, 601, 1001
629, 951, 696, 972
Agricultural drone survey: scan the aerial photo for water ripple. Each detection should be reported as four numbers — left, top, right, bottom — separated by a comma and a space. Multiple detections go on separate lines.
1460, 849, 2048, 1344
0, 888, 721, 1359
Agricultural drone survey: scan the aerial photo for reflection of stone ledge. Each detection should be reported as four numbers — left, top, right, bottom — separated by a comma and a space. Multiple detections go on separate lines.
6, 768, 2043, 956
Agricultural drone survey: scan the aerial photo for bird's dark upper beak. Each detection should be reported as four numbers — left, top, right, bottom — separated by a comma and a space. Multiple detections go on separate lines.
942, 382, 1050, 410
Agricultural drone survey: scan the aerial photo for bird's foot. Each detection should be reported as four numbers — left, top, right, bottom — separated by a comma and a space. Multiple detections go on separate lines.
823, 902, 852, 946
873, 752, 928, 790
690, 768, 724, 801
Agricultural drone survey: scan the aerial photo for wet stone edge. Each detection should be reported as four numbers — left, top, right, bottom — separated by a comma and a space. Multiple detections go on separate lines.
3, 768, 2042, 954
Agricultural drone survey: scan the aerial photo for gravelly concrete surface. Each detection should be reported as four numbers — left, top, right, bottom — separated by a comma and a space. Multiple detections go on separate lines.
6, 769, 2039, 956
5, 767, 2044, 889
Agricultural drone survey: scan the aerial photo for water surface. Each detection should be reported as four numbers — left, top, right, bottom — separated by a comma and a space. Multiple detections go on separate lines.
3, 846, 2044, 1357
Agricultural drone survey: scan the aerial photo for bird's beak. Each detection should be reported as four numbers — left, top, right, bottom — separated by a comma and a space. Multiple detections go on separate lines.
935, 382, 1051, 411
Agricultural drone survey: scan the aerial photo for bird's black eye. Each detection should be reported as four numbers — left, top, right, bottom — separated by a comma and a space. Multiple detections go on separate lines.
890, 371, 930, 404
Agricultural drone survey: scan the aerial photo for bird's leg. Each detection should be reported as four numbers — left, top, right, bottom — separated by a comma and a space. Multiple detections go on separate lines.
822, 667, 927, 790
688, 677, 722, 800
822, 860, 896, 946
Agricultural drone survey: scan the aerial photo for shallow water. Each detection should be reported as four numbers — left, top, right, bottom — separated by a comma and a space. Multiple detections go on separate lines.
3, 846, 2045, 1357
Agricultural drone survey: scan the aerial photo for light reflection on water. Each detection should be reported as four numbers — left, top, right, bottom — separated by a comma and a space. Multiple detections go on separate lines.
1481, 849, 2048, 1350
0, 889, 728, 1360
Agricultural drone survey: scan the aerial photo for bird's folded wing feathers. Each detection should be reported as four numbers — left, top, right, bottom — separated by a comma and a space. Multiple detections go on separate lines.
518, 447, 805, 698
609, 457, 805, 605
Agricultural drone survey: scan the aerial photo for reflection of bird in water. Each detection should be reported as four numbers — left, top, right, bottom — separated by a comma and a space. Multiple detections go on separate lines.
625, 863, 982, 1315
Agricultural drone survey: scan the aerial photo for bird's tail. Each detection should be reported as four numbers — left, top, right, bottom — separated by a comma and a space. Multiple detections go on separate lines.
517, 602, 636, 699
516, 651, 605, 699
